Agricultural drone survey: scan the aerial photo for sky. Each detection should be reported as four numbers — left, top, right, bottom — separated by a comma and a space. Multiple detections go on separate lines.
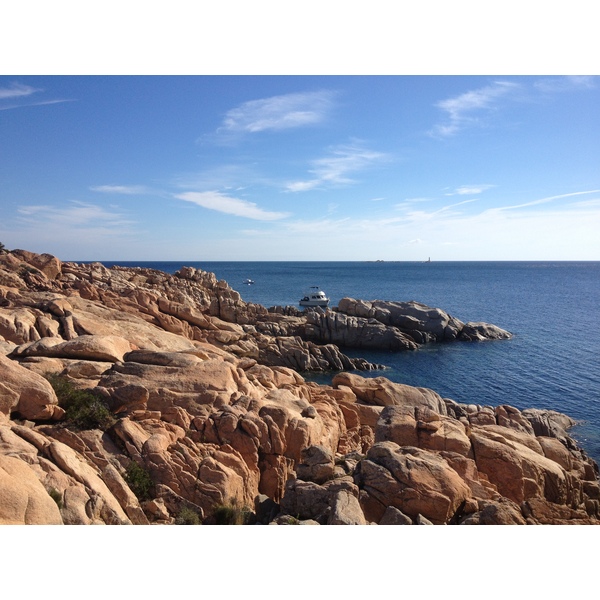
1, 74, 599, 261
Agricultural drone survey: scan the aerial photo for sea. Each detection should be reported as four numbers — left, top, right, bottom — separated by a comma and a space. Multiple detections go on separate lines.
102, 260, 600, 466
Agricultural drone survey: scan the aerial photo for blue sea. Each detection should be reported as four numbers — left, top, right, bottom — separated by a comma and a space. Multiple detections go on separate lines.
104, 260, 600, 466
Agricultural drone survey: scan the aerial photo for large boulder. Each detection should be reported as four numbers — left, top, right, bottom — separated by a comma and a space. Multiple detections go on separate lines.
17, 334, 133, 363
10, 250, 62, 280
355, 441, 471, 524
279, 476, 366, 524
304, 309, 418, 351
376, 405, 472, 456
296, 445, 335, 484
0, 454, 63, 524
0, 307, 42, 344
459, 322, 512, 341
333, 372, 447, 415
334, 298, 511, 345
469, 427, 570, 505
0, 354, 63, 420
338, 298, 465, 342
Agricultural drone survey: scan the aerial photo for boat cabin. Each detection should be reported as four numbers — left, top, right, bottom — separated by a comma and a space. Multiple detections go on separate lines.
299, 286, 330, 308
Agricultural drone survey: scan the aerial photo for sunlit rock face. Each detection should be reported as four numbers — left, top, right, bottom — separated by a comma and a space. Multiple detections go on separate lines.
0, 249, 598, 525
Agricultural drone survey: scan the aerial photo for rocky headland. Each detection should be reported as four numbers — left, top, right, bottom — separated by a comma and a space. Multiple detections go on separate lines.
1, 248, 598, 525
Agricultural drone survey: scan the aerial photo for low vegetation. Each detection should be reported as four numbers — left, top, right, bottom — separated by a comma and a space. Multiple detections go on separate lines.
213, 498, 252, 525
124, 461, 154, 502
47, 487, 63, 509
45, 373, 116, 431
175, 506, 202, 525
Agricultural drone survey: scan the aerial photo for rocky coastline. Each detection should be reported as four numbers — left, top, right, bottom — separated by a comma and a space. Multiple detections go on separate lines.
1, 248, 598, 525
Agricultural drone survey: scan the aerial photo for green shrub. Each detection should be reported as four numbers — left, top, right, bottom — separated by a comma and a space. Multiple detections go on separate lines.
125, 461, 153, 502
19, 265, 41, 277
47, 487, 63, 509
213, 499, 252, 525
45, 374, 115, 431
175, 506, 202, 525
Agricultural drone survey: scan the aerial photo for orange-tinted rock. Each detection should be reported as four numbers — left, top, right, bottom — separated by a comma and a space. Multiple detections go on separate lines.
0, 354, 62, 421
356, 441, 471, 524
0, 454, 63, 524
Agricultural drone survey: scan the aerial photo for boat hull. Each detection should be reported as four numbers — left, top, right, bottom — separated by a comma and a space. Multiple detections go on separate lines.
299, 300, 329, 307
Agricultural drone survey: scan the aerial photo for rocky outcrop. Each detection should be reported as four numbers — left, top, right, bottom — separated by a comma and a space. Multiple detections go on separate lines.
0, 353, 64, 421
303, 298, 512, 350
0, 453, 63, 524
355, 442, 472, 524
0, 248, 598, 525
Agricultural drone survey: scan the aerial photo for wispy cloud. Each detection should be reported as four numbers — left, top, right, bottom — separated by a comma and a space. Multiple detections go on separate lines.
90, 185, 151, 195
210, 90, 335, 142
430, 81, 519, 137
433, 198, 478, 215
396, 198, 478, 222
286, 142, 387, 192
488, 189, 600, 213
175, 191, 290, 221
16, 201, 135, 230
0, 81, 74, 111
172, 164, 273, 193
446, 184, 494, 196
235, 187, 600, 260
0, 82, 39, 100
534, 75, 597, 93
2, 201, 138, 259
394, 197, 432, 211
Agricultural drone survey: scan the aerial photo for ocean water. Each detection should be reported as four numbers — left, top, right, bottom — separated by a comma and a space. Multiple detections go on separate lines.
104, 260, 600, 465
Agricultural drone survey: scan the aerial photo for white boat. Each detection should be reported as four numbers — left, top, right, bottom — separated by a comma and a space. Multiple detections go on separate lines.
243, 279, 255, 285
299, 286, 330, 307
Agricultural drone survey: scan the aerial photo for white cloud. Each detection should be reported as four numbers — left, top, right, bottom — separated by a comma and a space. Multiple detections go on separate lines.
213, 90, 335, 140
431, 81, 518, 137
0, 82, 75, 111
90, 185, 150, 195
286, 143, 387, 192
395, 198, 478, 223
0, 82, 39, 100
17, 201, 135, 229
534, 75, 596, 93
488, 189, 600, 213
286, 180, 320, 192
447, 184, 493, 196
395, 198, 432, 208
238, 188, 600, 260
433, 198, 478, 215
0, 201, 141, 260
571, 198, 600, 208
175, 191, 290, 221
172, 164, 280, 193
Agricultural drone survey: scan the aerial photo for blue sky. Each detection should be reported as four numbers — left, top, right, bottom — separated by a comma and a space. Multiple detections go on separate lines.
1, 75, 599, 261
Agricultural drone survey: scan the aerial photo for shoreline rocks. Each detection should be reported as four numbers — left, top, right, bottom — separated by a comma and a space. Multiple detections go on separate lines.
1, 248, 598, 525
302, 298, 512, 350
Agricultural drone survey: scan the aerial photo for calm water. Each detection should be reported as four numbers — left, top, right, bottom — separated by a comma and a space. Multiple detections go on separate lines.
103, 260, 600, 465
